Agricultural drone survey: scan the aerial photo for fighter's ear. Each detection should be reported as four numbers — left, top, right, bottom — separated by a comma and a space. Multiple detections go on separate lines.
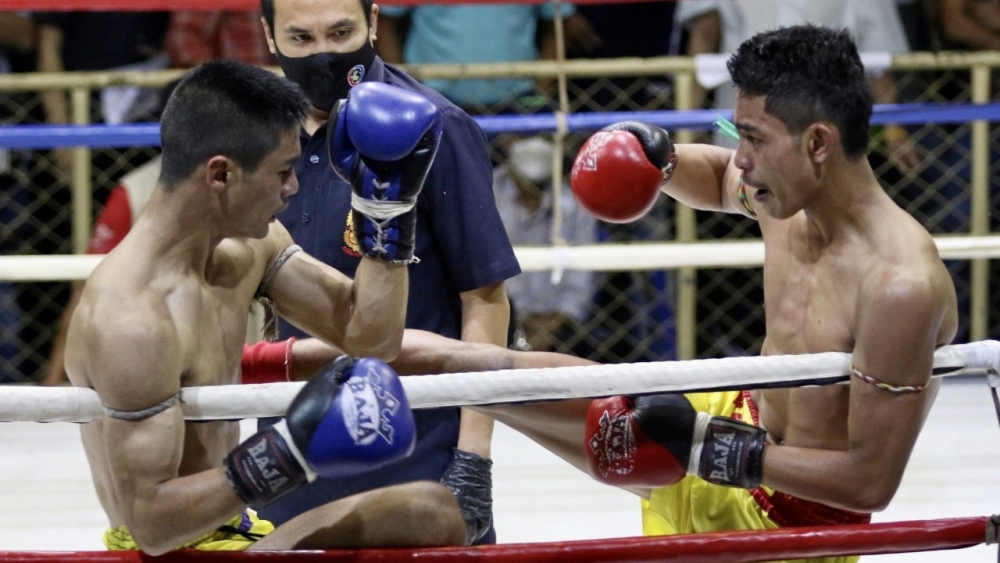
804, 122, 837, 164
205, 156, 237, 194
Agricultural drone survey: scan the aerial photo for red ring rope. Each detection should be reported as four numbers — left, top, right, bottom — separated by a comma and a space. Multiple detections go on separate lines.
2, 516, 995, 563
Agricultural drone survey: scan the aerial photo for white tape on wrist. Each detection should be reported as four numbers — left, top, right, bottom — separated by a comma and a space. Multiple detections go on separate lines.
273, 419, 318, 483
351, 193, 416, 221
687, 411, 712, 476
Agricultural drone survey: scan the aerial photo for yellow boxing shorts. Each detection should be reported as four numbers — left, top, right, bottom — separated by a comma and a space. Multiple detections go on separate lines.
104, 510, 274, 551
640, 390, 869, 563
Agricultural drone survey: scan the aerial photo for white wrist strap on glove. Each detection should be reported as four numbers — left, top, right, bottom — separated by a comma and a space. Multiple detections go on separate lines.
351, 192, 416, 220
687, 411, 713, 476
273, 419, 318, 483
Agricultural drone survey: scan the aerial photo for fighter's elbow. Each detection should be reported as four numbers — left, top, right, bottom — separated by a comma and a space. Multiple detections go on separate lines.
371, 334, 403, 362
340, 327, 403, 362
840, 481, 899, 513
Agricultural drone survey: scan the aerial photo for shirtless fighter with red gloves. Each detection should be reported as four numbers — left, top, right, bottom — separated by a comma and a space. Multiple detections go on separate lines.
244, 26, 958, 563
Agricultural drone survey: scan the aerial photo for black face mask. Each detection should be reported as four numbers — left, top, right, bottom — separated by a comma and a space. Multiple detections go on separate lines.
275, 39, 376, 112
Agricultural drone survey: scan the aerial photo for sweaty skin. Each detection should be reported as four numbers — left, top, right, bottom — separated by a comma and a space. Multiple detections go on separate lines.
62, 125, 452, 555
362, 91, 959, 516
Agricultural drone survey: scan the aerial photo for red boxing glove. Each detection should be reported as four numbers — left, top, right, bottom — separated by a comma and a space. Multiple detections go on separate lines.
570, 122, 676, 224
584, 394, 767, 489
241, 337, 297, 384
584, 395, 689, 488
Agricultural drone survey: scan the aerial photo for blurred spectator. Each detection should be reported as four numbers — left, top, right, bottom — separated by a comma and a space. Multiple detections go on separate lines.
567, 2, 677, 111
677, 0, 918, 171
40, 155, 160, 386
0, 12, 39, 383
376, 4, 590, 113
493, 137, 597, 353
896, 0, 936, 52
928, 0, 1000, 342
939, 0, 1000, 49
35, 12, 169, 126
165, 11, 275, 68
27, 12, 167, 383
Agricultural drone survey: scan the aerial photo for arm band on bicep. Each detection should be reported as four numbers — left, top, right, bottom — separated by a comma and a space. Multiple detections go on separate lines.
102, 392, 181, 421
737, 177, 758, 220
850, 366, 928, 394
254, 245, 302, 300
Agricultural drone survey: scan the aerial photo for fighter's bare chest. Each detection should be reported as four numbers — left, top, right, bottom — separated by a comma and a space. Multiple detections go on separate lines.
171, 285, 252, 387
762, 252, 857, 354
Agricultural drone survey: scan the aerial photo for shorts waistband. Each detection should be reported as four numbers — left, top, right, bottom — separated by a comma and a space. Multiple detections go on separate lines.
751, 488, 872, 527
735, 391, 872, 527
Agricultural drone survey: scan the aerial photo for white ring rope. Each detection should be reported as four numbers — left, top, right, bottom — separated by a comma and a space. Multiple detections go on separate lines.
2, 340, 997, 423
3, 236, 1000, 281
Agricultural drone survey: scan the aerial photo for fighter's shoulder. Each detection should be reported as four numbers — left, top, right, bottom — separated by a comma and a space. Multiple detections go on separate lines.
82, 281, 176, 346
76, 284, 183, 406
215, 222, 296, 277
882, 213, 949, 284
858, 253, 950, 322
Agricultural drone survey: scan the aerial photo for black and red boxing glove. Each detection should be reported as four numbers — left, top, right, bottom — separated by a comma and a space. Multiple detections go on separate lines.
570, 121, 677, 223
583, 394, 766, 489
601, 121, 677, 174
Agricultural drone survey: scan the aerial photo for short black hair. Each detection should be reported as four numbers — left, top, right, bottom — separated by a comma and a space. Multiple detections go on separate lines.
158, 60, 308, 188
727, 25, 873, 159
261, 0, 373, 32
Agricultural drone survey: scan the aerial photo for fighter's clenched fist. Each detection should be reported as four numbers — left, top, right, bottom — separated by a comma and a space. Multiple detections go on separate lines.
328, 82, 442, 263
570, 122, 677, 223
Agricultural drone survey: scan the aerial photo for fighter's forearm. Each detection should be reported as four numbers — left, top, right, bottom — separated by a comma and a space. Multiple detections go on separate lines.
760, 445, 902, 514
121, 467, 246, 556
664, 144, 737, 213
339, 258, 409, 361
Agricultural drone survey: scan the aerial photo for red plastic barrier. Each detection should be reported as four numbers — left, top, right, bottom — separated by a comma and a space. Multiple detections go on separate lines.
1, 516, 995, 563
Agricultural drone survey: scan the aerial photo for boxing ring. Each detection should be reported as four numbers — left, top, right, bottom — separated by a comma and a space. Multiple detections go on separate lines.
0, 345, 999, 561
3, 26, 1000, 561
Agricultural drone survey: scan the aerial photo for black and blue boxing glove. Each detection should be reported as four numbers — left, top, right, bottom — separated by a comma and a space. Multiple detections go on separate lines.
328, 82, 442, 264
224, 356, 416, 509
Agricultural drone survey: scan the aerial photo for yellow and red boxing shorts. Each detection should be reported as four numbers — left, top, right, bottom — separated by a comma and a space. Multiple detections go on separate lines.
104, 510, 274, 551
640, 390, 870, 563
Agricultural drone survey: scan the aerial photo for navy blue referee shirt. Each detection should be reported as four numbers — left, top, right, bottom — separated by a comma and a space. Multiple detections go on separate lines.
259, 57, 521, 545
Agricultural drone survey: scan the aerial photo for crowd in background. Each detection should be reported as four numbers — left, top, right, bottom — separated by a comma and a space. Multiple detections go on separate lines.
1, 0, 999, 384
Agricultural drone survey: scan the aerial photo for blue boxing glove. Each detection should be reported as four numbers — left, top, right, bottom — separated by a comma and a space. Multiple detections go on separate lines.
328, 82, 442, 264
224, 356, 416, 509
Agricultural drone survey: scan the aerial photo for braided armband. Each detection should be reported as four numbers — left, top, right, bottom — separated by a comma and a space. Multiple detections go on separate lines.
851, 366, 929, 394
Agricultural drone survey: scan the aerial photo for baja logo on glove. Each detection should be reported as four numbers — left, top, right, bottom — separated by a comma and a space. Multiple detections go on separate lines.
576, 132, 613, 173
342, 367, 402, 446
347, 65, 365, 87
587, 409, 636, 478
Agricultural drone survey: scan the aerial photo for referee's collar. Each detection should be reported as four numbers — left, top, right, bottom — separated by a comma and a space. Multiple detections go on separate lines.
364, 56, 387, 83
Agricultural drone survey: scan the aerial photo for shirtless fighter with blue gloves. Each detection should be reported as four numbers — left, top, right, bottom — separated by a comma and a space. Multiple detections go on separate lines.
64, 61, 465, 555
